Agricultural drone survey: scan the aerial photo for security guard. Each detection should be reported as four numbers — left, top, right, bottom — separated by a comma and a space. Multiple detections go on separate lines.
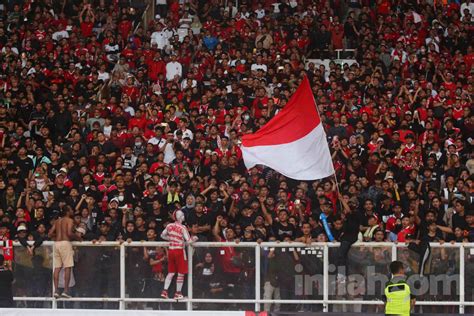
383, 261, 415, 316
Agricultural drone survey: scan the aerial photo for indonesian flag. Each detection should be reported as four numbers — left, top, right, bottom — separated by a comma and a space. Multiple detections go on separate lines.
241, 76, 334, 180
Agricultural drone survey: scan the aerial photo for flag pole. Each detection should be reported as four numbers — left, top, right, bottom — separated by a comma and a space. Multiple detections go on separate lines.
305, 74, 344, 211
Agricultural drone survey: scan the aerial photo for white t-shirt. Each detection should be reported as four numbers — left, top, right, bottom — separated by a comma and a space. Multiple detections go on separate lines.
181, 78, 197, 90
166, 61, 183, 81
52, 30, 69, 41
230, 59, 246, 67
461, 2, 474, 21
174, 128, 194, 140
98, 71, 110, 81
124, 105, 135, 117
150, 31, 169, 49
251, 63, 267, 72
163, 143, 176, 164
255, 9, 265, 19
148, 137, 167, 149
103, 125, 112, 138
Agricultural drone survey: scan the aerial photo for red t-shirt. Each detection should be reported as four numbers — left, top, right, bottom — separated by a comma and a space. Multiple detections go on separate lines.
80, 22, 93, 37
217, 237, 241, 274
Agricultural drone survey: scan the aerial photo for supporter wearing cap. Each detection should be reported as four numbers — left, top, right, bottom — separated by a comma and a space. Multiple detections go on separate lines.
96, 220, 116, 241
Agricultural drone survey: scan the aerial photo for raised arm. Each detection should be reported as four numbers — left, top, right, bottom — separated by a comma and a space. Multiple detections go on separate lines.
79, 5, 87, 23
75, 194, 87, 212
212, 217, 222, 241
259, 196, 273, 225
338, 192, 351, 214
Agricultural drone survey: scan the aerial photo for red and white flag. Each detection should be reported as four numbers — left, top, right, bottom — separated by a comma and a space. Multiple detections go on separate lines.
241, 76, 334, 180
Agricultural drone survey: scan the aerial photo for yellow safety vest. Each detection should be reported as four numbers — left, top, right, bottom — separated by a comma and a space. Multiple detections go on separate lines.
385, 280, 411, 316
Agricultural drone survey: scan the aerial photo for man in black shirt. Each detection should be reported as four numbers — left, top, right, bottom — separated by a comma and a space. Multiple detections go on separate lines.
335, 205, 360, 281
186, 202, 212, 241
141, 183, 162, 214
452, 199, 468, 231
0, 254, 13, 307
271, 209, 296, 241
14, 147, 33, 179
466, 209, 474, 242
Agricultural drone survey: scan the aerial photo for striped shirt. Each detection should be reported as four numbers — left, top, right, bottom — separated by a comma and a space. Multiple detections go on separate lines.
161, 222, 190, 249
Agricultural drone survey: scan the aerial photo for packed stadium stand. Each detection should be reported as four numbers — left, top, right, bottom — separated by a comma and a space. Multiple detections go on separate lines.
0, 0, 472, 314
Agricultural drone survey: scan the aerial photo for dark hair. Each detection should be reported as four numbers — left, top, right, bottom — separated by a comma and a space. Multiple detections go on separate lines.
389, 261, 404, 274
0, 254, 4, 266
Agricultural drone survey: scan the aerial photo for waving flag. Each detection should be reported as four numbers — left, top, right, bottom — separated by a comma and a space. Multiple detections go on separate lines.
241, 76, 334, 180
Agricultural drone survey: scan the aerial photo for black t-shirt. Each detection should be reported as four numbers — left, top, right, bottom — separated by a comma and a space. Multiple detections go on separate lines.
425, 229, 444, 242
453, 213, 468, 231
417, 217, 448, 239
342, 212, 361, 242
272, 221, 296, 241
50, 184, 71, 200
468, 226, 474, 242
141, 194, 162, 213
14, 156, 33, 178
236, 212, 258, 229
147, 210, 168, 230
187, 211, 212, 238
317, 212, 335, 227
357, 210, 371, 228
0, 268, 13, 304
206, 200, 226, 221
134, 229, 147, 241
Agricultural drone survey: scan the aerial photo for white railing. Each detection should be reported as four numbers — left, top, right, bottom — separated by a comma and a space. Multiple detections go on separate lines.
10, 241, 474, 313
309, 49, 356, 60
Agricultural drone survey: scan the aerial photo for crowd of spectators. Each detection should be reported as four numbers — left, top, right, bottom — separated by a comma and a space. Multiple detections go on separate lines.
0, 0, 473, 308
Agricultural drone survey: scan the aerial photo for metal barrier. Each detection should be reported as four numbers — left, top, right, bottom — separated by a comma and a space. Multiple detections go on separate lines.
10, 241, 474, 313
308, 49, 356, 60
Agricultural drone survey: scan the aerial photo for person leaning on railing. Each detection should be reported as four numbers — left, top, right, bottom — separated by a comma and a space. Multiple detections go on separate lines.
212, 216, 242, 300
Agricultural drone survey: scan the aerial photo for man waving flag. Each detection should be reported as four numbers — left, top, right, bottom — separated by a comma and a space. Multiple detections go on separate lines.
241, 76, 334, 180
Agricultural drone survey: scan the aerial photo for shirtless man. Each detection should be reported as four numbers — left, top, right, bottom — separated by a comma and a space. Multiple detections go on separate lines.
48, 206, 76, 298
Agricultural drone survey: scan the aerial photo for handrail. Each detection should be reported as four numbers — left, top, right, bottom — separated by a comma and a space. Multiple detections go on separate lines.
12, 297, 474, 306
308, 49, 356, 60
16, 240, 474, 248
10, 241, 472, 313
